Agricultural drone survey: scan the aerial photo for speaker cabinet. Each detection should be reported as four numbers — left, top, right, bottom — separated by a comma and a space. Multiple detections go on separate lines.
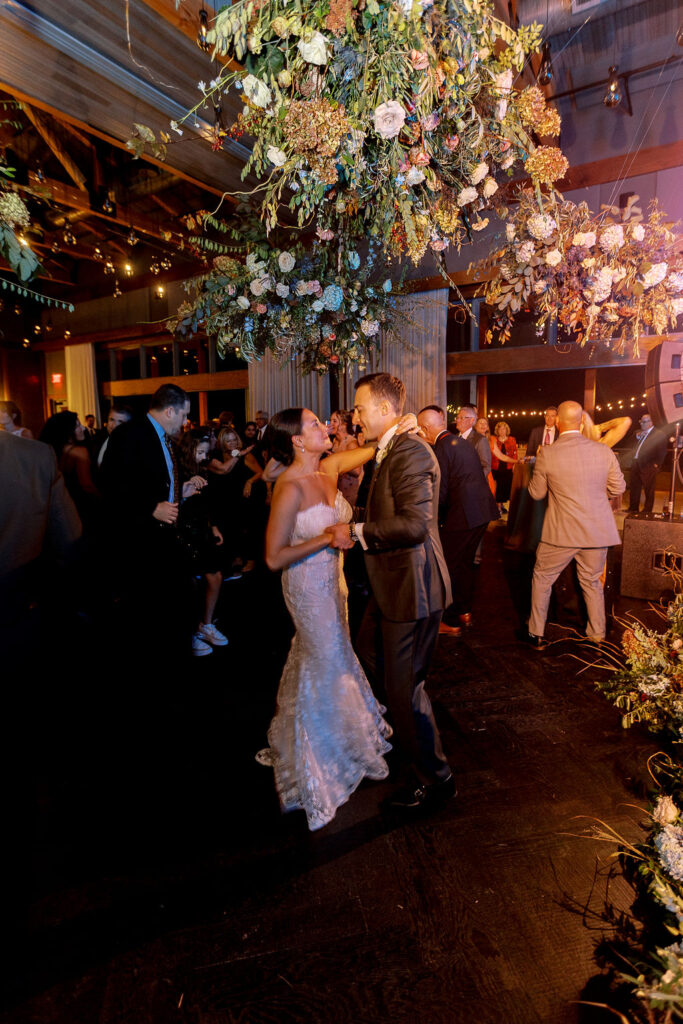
621, 513, 683, 599
645, 340, 683, 427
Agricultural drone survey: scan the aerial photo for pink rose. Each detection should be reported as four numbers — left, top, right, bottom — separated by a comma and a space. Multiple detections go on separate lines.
316, 227, 335, 241
398, 158, 411, 172
410, 49, 429, 71
254, 303, 267, 314
411, 148, 431, 165
373, 100, 406, 140
444, 135, 459, 151
329, 354, 339, 363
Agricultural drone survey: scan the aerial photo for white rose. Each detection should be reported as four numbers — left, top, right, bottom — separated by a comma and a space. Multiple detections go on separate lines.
406, 166, 425, 185
545, 249, 562, 267
242, 74, 272, 108
276, 282, 290, 297
494, 69, 513, 95
471, 162, 489, 185
312, 299, 324, 312
250, 278, 264, 296
267, 146, 287, 167
457, 186, 478, 206
373, 100, 406, 140
642, 262, 668, 290
667, 272, 683, 293
236, 296, 250, 309
297, 31, 328, 65
296, 281, 309, 296
482, 177, 498, 199
654, 795, 679, 826
632, 223, 645, 241
572, 231, 596, 248
501, 155, 514, 169
278, 251, 296, 272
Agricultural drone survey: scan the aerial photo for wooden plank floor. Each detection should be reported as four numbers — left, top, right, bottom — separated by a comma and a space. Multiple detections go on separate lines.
1, 524, 662, 1024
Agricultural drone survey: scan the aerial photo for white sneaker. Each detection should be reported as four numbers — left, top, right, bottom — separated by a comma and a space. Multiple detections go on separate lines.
198, 622, 228, 647
192, 633, 213, 657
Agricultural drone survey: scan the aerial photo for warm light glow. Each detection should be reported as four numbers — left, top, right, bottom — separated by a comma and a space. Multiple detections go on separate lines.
51, 373, 63, 385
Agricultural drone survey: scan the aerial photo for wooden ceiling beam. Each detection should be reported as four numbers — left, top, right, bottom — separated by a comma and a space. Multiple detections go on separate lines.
21, 103, 88, 192
0, 81, 229, 200
22, 171, 179, 247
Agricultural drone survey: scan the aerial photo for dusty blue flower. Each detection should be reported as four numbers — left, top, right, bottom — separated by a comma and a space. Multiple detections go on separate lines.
322, 284, 344, 311
656, 825, 683, 882
383, 279, 392, 293
347, 251, 361, 270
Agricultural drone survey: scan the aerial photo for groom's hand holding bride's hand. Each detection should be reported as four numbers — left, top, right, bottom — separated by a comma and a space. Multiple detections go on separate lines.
325, 524, 355, 550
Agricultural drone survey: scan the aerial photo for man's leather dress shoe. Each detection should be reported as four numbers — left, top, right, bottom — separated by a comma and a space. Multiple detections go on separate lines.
459, 612, 472, 628
388, 774, 457, 810
438, 623, 462, 638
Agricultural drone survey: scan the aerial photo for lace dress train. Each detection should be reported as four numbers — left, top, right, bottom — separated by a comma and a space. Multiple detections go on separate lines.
261, 492, 392, 831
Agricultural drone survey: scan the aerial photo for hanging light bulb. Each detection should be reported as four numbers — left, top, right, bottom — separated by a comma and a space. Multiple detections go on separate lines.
63, 228, 76, 245
150, 258, 161, 275
160, 257, 172, 270
154, 283, 165, 299
13, 304, 22, 316
604, 66, 622, 108
104, 260, 115, 276
51, 241, 60, 253
123, 262, 134, 278
127, 227, 139, 247
64, 330, 71, 340
45, 318, 53, 333
93, 245, 104, 261
22, 337, 30, 349
197, 8, 210, 50
113, 280, 122, 298
537, 41, 553, 86
102, 196, 114, 213
33, 323, 42, 335
17, 234, 28, 247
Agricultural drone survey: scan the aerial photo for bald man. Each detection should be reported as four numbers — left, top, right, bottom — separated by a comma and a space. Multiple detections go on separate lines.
526, 400, 625, 647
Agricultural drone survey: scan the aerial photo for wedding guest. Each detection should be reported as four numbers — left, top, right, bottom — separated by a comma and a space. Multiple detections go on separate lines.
475, 417, 490, 438
628, 413, 668, 514
39, 411, 100, 527
490, 420, 518, 513
94, 404, 132, 476
243, 420, 259, 445
178, 431, 228, 656
455, 404, 492, 478
255, 410, 269, 442
526, 406, 558, 458
330, 409, 362, 507
208, 427, 263, 576
0, 400, 33, 439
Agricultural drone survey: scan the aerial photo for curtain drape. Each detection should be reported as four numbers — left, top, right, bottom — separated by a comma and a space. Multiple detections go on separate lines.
343, 288, 448, 413
246, 288, 447, 420
247, 351, 331, 422
65, 343, 100, 426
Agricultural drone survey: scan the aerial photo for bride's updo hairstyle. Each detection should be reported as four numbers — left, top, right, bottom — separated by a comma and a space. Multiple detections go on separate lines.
270, 408, 304, 466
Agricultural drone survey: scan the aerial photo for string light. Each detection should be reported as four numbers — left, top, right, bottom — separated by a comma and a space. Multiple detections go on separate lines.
604, 66, 622, 108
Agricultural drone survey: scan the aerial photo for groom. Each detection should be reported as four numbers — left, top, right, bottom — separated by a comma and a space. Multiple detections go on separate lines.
327, 373, 455, 810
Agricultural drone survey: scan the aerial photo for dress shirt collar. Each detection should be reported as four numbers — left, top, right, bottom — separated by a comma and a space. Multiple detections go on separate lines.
435, 429, 450, 443
459, 426, 473, 440
559, 429, 581, 436
377, 423, 399, 451
147, 412, 166, 443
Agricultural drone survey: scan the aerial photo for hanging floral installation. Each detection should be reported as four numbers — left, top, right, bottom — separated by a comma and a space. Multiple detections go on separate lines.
169, 211, 405, 374
475, 190, 683, 351
129, 0, 567, 265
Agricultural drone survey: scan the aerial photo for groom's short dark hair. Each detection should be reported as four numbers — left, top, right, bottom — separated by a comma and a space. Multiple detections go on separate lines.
355, 373, 406, 415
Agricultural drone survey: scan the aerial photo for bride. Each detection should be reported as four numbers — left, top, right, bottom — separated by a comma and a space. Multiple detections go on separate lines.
260, 407, 396, 831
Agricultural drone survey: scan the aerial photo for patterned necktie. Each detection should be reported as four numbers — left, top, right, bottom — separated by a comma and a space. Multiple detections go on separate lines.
164, 434, 179, 504
544, 429, 551, 445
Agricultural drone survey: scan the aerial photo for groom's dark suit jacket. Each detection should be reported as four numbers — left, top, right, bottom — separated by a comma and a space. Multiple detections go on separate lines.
362, 433, 451, 623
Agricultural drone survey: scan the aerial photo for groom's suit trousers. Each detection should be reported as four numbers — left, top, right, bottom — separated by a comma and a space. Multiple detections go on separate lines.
357, 596, 450, 785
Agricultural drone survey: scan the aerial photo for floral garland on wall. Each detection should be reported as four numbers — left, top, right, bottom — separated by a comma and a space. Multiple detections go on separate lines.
475, 191, 683, 350
168, 224, 403, 374
130, 1, 569, 266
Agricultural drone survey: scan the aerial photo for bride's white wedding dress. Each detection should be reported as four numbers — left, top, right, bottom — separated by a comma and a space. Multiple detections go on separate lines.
259, 490, 392, 831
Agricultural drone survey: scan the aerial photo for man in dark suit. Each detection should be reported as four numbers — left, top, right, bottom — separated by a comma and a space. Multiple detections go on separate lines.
101, 384, 203, 656
526, 406, 559, 459
628, 413, 668, 513
454, 404, 491, 477
418, 405, 498, 638
92, 404, 132, 480
327, 374, 454, 811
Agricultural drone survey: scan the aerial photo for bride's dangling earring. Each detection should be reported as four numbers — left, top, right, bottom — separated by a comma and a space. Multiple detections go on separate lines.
300, 444, 305, 453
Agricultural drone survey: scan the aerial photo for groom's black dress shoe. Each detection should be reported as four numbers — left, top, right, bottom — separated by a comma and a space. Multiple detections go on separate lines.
388, 774, 457, 811
515, 628, 549, 650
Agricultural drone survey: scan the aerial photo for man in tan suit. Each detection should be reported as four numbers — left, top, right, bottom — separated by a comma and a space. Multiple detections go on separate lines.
526, 400, 625, 647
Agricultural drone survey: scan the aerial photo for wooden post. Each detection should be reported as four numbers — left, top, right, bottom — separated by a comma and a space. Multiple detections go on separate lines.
583, 368, 597, 417
172, 340, 180, 376
198, 391, 208, 424
138, 345, 147, 379
476, 375, 488, 417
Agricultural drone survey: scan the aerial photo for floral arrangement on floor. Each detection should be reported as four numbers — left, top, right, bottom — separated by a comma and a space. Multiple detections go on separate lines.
593, 592, 683, 743
475, 190, 683, 350
129, 1, 569, 263
573, 586, 683, 1020
168, 215, 403, 374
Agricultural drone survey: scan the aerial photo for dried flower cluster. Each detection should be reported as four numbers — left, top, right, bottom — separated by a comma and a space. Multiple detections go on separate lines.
517, 86, 561, 137
282, 99, 350, 184
477, 191, 683, 351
